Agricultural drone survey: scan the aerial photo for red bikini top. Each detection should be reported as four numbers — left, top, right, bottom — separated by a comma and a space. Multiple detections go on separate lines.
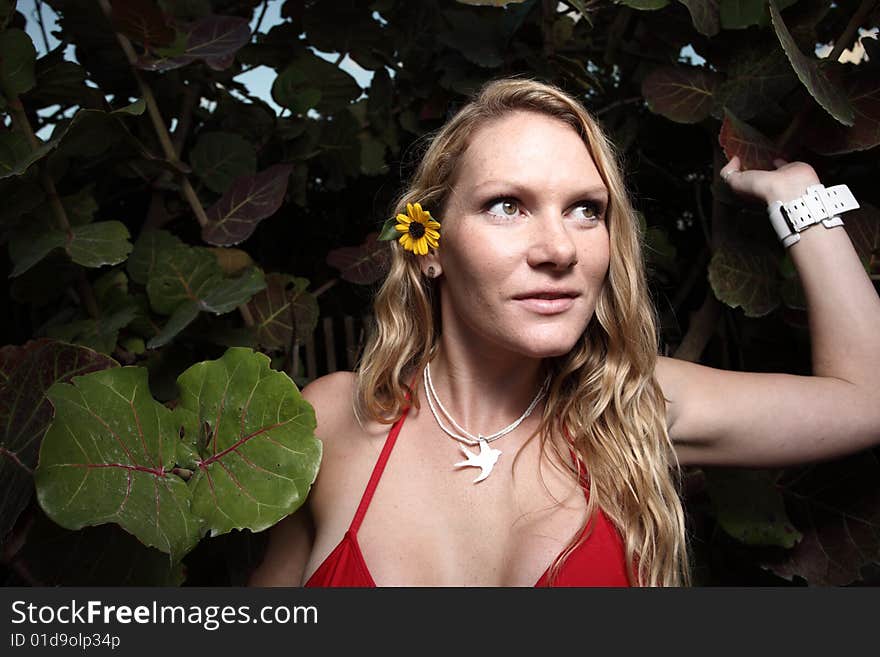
304, 403, 631, 587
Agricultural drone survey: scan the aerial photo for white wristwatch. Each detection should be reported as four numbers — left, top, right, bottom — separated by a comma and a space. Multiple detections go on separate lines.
767, 183, 859, 248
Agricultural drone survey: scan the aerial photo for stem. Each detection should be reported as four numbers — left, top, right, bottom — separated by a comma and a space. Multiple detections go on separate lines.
238, 303, 255, 327
251, 0, 270, 40
10, 96, 103, 321
97, 0, 209, 228
594, 96, 642, 117
313, 278, 338, 298
774, 108, 808, 155
172, 467, 193, 480
827, 0, 874, 63
33, 0, 50, 54
673, 292, 722, 362
0, 446, 34, 475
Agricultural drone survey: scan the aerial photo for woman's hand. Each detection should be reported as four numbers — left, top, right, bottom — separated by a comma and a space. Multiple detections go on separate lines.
720, 155, 821, 205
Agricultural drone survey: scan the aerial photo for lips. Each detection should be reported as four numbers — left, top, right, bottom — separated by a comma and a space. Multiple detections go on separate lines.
512, 289, 580, 315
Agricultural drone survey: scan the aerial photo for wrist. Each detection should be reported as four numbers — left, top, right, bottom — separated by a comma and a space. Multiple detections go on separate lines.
764, 176, 821, 205
766, 183, 859, 248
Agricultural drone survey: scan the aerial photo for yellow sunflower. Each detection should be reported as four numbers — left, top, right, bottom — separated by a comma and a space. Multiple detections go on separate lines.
395, 202, 441, 255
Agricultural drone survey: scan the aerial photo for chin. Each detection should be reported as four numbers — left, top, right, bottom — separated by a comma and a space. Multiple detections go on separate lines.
513, 331, 584, 360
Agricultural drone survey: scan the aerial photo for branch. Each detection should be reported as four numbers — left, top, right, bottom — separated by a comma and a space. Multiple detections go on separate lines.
673, 291, 722, 362
827, 0, 874, 63
251, 0, 270, 40
97, 0, 209, 228
33, 0, 51, 54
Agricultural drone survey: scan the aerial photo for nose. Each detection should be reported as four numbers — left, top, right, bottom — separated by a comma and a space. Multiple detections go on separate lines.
526, 212, 579, 270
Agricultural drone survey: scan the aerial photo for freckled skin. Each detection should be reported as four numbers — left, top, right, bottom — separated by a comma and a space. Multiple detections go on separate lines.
436, 110, 611, 360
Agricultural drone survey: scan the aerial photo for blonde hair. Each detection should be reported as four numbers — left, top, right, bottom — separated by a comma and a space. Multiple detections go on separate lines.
355, 77, 690, 586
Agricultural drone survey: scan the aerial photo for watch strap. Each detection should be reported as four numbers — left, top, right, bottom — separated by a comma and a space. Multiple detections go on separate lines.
767, 183, 858, 247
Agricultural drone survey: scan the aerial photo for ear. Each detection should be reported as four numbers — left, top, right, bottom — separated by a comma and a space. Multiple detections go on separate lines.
420, 252, 442, 278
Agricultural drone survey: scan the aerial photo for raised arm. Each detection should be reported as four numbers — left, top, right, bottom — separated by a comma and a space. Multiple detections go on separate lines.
658, 156, 880, 467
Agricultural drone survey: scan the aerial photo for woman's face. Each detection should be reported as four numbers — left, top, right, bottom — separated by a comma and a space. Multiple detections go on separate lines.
435, 110, 611, 360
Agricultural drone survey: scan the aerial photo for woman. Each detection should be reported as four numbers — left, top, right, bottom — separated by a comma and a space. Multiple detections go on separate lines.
248, 78, 880, 587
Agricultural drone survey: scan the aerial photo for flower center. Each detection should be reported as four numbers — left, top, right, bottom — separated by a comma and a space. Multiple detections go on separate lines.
408, 222, 426, 238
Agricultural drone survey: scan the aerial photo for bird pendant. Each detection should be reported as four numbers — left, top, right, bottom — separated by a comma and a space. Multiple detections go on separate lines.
454, 438, 502, 483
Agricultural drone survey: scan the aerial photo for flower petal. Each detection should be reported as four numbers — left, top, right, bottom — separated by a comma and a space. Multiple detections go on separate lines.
397, 213, 411, 223
396, 223, 409, 232
426, 221, 441, 229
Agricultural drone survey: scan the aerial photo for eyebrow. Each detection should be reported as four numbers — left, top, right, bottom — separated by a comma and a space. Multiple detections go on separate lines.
472, 180, 609, 200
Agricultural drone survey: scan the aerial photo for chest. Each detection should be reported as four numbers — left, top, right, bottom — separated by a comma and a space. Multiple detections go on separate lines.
308, 416, 591, 586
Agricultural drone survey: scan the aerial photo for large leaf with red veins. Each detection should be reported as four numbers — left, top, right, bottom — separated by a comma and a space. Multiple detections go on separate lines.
763, 453, 880, 585
641, 65, 722, 124
34, 366, 202, 560
718, 109, 787, 171
804, 70, 880, 155
202, 164, 293, 246
176, 347, 321, 536
136, 16, 251, 72
768, 0, 854, 127
327, 231, 391, 285
247, 274, 319, 350
0, 340, 117, 547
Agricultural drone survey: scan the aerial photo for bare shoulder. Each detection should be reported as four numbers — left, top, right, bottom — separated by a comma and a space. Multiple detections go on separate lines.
300, 371, 388, 444
300, 371, 358, 434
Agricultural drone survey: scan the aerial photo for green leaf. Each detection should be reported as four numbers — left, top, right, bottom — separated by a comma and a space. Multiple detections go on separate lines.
272, 52, 361, 114
642, 66, 722, 123
8, 228, 66, 278
147, 301, 200, 349
714, 43, 798, 122
804, 70, 880, 155
147, 245, 219, 315
67, 221, 134, 269
145, 241, 267, 348
677, 0, 720, 37
127, 229, 185, 285
705, 468, 802, 548
200, 267, 266, 314
45, 306, 139, 355
708, 242, 780, 317
0, 130, 57, 180
247, 274, 319, 350
114, 98, 146, 115
377, 217, 399, 241
176, 348, 322, 535
438, 10, 505, 69
0, 28, 37, 99
719, 0, 765, 28
616, 0, 670, 9
35, 366, 204, 560
0, 339, 117, 549
189, 131, 257, 194
768, 0, 855, 126
271, 65, 323, 114
359, 134, 387, 175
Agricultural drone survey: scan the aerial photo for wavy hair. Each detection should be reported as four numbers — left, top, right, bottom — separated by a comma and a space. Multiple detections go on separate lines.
354, 77, 690, 586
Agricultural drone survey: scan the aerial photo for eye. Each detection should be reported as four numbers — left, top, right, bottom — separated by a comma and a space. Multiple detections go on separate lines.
486, 198, 521, 219
571, 201, 603, 223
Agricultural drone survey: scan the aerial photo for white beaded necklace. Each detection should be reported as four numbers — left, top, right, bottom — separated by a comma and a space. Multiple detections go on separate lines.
423, 362, 550, 483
